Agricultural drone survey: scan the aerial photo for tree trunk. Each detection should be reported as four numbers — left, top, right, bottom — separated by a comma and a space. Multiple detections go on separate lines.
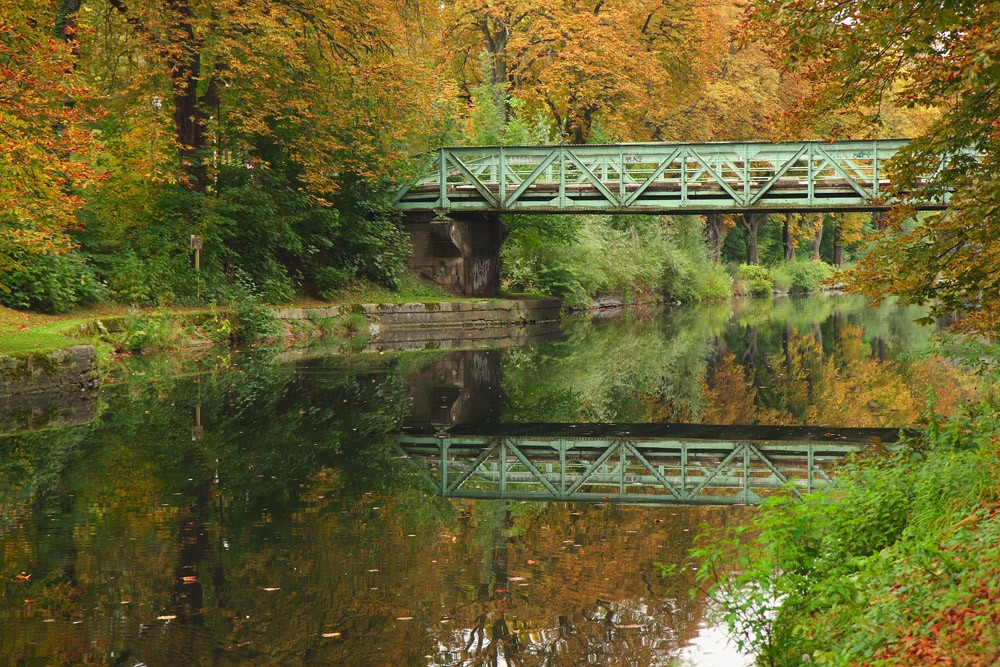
833, 219, 843, 266
742, 213, 765, 265
783, 213, 795, 261
704, 213, 724, 264
56, 0, 83, 47
479, 20, 510, 122
165, 0, 211, 193
811, 224, 823, 261
872, 211, 886, 231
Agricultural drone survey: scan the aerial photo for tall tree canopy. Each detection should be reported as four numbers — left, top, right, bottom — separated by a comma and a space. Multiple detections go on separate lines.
0, 5, 103, 275
745, 0, 1000, 333
446, 0, 720, 143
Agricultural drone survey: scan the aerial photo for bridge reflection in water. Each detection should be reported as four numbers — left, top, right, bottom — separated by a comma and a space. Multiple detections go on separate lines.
396, 423, 899, 506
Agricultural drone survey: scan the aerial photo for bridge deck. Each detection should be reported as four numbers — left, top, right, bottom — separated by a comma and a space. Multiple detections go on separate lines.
396, 140, 952, 215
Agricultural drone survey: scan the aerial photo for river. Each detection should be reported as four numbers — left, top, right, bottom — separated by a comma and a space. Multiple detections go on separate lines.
0, 295, 974, 665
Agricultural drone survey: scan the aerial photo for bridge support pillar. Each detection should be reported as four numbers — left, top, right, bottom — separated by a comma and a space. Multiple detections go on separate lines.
405, 213, 506, 297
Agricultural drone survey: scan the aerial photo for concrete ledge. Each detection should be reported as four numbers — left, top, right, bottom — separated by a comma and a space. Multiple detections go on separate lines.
0, 345, 98, 396
274, 321, 561, 362
272, 298, 562, 330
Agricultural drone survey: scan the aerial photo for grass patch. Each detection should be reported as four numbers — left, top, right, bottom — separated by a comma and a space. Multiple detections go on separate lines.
318, 274, 456, 304
0, 329, 82, 354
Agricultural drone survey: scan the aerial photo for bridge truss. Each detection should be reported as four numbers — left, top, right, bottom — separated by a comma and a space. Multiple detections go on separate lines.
395, 428, 896, 506
396, 139, 949, 215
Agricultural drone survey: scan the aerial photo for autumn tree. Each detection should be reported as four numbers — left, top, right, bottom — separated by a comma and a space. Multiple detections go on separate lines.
0, 5, 103, 281
446, 0, 717, 143
64, 0, 449, 197
746, 0, 1000, 333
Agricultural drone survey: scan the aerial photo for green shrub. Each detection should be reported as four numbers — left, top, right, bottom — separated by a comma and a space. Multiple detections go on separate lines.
773, 259, 835, 293
736, 263, 773, 296
770, 263, 793, 292
228, 300, 281, 344
0, 250, 105, 313
113, 310, 186, 352
502, 214, 731, 305
692, 394, 1000, 666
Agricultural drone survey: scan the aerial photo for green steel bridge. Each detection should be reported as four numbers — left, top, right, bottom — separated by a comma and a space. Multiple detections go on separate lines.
396, 422, 900, 506
396, 139, 949, 215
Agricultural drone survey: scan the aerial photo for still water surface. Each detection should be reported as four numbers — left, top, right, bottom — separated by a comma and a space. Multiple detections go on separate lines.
0, 296, 973, 665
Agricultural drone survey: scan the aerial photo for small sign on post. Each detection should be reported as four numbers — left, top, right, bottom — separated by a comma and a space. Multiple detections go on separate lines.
190, 235, 203, 301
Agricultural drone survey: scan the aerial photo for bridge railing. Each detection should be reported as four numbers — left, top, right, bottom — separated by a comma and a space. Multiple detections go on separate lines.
396, 139, 952, 214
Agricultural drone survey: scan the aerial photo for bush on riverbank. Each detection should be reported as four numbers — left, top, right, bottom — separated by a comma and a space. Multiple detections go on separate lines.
502, 214, 732, 308
771, 259, 835, 293
694, 347, 1000, 666
734, 263, 774, 296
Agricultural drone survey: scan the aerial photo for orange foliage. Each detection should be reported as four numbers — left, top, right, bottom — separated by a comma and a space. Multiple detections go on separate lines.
0, 6, 104, 277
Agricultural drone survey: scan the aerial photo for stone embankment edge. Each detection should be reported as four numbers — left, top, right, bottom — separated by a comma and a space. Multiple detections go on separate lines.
272, 297, 563, 329
0, 297, 562, 397
0, 345, 98, 396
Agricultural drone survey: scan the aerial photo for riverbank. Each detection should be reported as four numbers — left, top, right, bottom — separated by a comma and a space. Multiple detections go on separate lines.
0, 290, 561, 396
696, 363, 1000, 665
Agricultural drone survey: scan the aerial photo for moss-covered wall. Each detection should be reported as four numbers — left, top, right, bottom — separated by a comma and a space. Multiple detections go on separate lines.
0, 345, 98, 396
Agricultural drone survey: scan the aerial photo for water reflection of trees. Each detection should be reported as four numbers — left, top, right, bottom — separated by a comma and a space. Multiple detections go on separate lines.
503, 295, 974, 427
1, 294, 974, 664
0, 352, 747, 665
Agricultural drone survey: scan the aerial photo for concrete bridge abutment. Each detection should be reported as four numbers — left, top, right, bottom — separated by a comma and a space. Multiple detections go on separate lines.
405, 212, 507, 297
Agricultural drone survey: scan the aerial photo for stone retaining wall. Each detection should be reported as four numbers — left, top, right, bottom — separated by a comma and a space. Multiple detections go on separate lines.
0, 345, 98, 397
272, 297, 562, 329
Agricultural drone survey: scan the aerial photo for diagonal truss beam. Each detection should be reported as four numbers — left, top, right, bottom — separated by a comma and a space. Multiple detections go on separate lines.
688, 152, 745, 203
747, 444, 801, 500
748, 146, 808, 205
566, 442, 621, 495
505, 440, 561, 499
446, 152, 499, 207
446, 441, 499, 493
686, 444, 744, 498
504, 149, 559, 207
623, 442, 681, 499
566, 150, 622, 206
813, 145, 871, 199
624, 148, 683, 206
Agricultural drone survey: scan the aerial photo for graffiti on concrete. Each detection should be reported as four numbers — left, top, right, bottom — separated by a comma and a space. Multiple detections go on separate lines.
469, 256, 493, 294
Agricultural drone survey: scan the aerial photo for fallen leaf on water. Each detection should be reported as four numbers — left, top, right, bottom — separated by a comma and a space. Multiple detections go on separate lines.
322, 632, 341, 638
157, 615, 177, 621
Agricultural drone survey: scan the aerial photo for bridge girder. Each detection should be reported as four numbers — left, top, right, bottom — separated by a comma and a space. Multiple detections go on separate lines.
395, 432, 896, 506
397, 140, 955, 215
